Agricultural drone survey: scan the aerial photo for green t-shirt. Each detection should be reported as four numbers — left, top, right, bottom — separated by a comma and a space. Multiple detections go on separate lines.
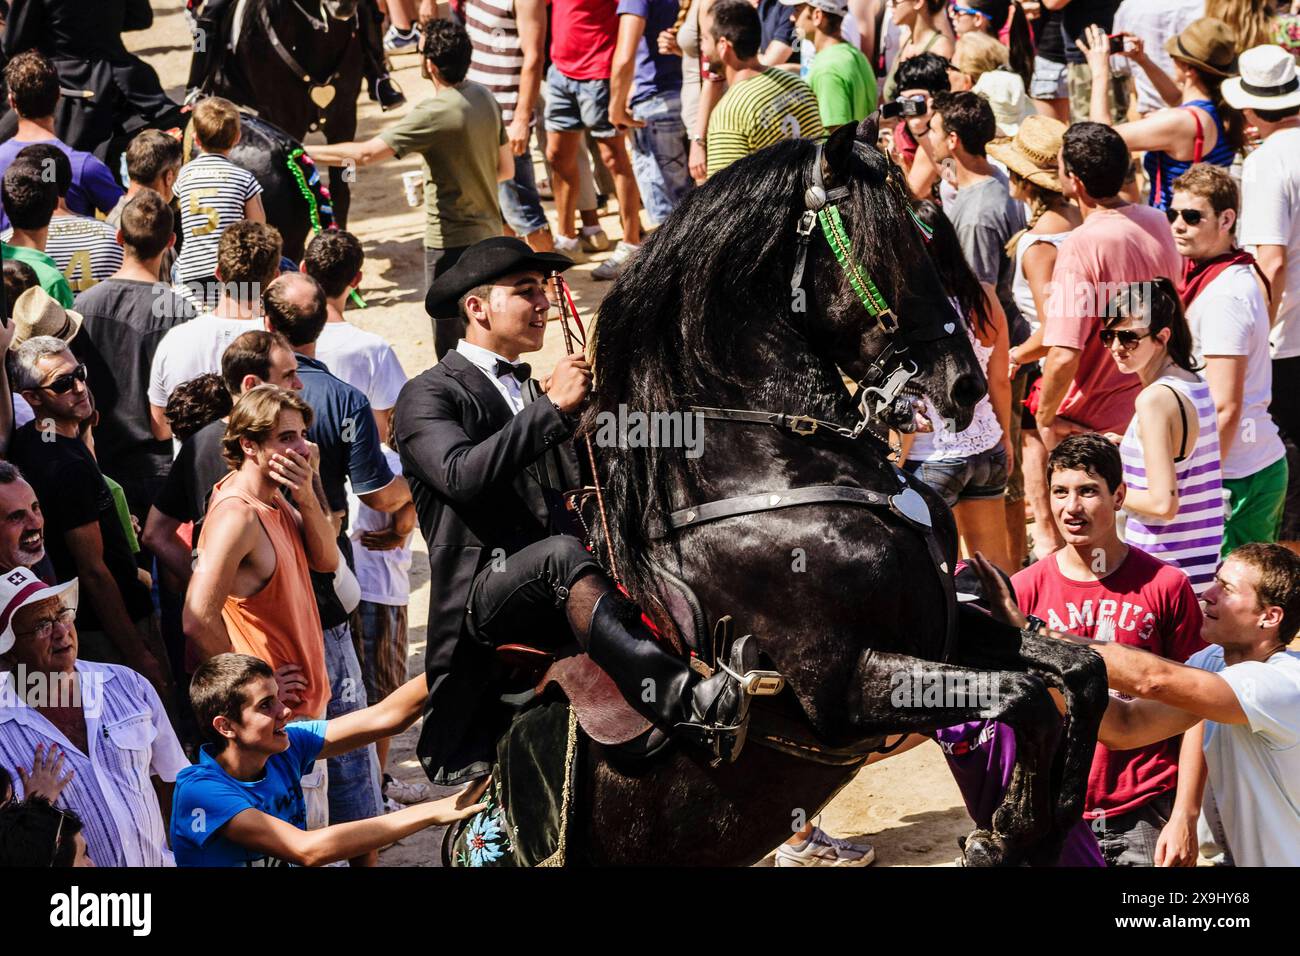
807, 41, 878, 130
1, 242, 74, 307
379, 81, 506, 249
706, 68, 825, 178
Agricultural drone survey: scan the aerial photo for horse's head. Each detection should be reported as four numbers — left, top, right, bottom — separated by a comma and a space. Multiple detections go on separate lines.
805, 119, 987, 431
321, 0, 361, 20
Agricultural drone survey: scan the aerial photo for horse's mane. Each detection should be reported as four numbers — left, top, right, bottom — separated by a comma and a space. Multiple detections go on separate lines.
587, 135, 951, 601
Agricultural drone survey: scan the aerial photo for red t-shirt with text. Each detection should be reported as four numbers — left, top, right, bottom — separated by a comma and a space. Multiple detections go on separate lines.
550, 0, 619, 80
1012, 546, 1204, 819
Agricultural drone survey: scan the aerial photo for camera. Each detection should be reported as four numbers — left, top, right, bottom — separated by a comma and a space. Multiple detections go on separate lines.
1107, 33, 1128, 54
881, 95, 928, 120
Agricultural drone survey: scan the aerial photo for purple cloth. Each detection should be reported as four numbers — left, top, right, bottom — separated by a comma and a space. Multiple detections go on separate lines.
616, 0, 683, 106
934, 720, 1105, 866
0, 137, 124, 231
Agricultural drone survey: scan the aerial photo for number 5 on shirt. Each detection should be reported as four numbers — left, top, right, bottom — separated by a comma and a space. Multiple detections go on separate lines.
188, 187, 220, 236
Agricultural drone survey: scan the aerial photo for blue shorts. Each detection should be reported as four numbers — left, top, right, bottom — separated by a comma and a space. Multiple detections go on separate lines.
323, 620, 383, 825
544, 65, 616, 138
904, 445, 1009, 509
629, 91, 692, 226
499, 149, 550, 234
1029, 55, 1068, 101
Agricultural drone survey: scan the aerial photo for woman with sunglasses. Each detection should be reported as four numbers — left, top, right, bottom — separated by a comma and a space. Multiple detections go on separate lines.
948, 0, 1034, 90
1102, 278, 1225, 595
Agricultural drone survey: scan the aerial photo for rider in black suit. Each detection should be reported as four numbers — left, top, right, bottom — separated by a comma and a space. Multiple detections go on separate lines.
394, 237, 753, 785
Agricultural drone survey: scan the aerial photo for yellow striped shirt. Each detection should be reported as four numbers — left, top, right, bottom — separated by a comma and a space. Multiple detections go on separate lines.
706, 68, 825, 178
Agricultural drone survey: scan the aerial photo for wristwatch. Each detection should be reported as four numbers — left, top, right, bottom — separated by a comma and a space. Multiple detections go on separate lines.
1024, 614, 1048, 635
691, 134, 706, 146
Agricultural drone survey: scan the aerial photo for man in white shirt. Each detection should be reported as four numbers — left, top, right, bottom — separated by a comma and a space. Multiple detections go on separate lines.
1224, 45, 1300, 551
1111, 0, 1203, 117
975, 542, 1300, 867
0, 568, 189, 866
147, 221, 282, 441
301, 230, 407, 442
1171, 163, 1288, 554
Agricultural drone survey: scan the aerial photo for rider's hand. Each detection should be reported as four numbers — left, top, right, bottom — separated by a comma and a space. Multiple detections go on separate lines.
544, 354, 593, 414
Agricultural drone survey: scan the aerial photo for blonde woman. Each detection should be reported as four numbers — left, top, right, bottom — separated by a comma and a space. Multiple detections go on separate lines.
951, 30, 1029, 134
988, 116, 1080, 561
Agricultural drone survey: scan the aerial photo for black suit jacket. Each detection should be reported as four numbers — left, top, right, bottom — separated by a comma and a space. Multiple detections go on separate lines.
393, 349, 581, 678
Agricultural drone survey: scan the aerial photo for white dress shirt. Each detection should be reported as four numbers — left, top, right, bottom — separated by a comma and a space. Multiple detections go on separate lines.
456, 339, 527, 415
0, 660, 190, 866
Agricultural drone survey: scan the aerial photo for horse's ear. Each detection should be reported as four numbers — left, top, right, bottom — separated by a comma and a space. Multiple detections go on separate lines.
823, 121, 858, 178
855, 115, 880, 153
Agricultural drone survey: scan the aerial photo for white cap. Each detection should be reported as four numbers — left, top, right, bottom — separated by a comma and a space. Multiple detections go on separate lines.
0, 567, 78, 656
1222, 45, 1300, 113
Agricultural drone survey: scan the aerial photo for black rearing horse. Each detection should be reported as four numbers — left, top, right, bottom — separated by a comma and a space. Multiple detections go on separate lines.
205, 0, 362, 227
574, 118, 1108, 866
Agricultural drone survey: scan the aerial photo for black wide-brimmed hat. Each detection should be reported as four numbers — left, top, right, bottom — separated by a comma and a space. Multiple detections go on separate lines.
424, 237, 574, 319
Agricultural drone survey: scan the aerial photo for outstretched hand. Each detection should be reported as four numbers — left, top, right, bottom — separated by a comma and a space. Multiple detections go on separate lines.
970, 552, 1029, 629
19, 743, 75, 804
428, 776, 493, 825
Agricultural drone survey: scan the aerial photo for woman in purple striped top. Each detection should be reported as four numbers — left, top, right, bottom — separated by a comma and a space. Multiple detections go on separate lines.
1101, 279, 1224, 595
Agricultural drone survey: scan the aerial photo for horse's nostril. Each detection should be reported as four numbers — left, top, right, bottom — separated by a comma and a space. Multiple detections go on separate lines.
952, 373, 986, 409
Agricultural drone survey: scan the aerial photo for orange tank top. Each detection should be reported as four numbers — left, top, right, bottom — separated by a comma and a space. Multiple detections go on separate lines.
198, 474, 329, 719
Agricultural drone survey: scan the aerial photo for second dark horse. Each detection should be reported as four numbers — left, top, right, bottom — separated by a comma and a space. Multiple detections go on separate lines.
569, 118, 1110, 866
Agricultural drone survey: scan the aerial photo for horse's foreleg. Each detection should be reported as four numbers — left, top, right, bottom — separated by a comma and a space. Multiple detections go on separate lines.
848, 650, 1059, 865
952, 607, 1108, 864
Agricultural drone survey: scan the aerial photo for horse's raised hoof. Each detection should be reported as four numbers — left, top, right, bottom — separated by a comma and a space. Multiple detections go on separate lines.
959, 829, 1011, 867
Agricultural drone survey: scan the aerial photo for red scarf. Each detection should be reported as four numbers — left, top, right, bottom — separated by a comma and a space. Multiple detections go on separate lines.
1179, 248, 1270, 307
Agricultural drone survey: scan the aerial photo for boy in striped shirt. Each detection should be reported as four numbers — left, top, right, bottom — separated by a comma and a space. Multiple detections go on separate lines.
173, 97, 265, 301
700, 0, 823, 178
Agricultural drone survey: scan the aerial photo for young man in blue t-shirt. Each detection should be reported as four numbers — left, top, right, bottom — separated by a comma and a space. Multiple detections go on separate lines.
172, 654, 485, 866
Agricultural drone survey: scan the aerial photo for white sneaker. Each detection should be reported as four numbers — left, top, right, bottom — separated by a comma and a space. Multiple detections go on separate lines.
774, 827, 876, 867
553, 234, 587, 261
579, 226, 611, 253
384, 775, 432, 805
384, 25, 420, 54
591, 240, 638, 281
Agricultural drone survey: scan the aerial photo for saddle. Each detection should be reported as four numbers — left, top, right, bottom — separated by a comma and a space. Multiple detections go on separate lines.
495, 565, 711, 748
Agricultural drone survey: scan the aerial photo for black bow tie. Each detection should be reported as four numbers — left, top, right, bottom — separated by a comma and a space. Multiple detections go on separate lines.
494, 359, 531, 382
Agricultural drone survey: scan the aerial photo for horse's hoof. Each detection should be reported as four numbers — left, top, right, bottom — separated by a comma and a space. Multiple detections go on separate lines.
960, 829, 1008, 867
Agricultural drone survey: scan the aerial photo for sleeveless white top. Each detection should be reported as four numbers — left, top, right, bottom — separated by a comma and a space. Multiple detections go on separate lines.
1011, 230, 1070, 333
1120, 374, 1224, 596
908, 312, 1003, 461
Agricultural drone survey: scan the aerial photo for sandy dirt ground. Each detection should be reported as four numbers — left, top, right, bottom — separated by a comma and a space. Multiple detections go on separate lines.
129, 1, 970, 866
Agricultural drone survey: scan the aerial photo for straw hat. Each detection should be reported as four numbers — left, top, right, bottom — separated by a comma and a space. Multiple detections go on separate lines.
8, 286, 82, 350
1165, 18, 1239, 79
986, 115, 1067, 192
1223, 44, 1300, 112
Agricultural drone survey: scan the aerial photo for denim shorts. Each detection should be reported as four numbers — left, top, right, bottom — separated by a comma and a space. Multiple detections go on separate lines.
544, 64, 616, 138
499, 149, 550, 235
323, 620, 383, 825
1029, 55, 1068, 101
904, 444, 1009, 509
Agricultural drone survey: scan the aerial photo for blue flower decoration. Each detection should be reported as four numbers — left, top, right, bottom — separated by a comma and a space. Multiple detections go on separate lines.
465, 810, 506, 867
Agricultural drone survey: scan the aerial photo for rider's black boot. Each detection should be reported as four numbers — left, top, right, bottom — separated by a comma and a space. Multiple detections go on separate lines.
185, 15, 226, 101
584, 591, 757, 763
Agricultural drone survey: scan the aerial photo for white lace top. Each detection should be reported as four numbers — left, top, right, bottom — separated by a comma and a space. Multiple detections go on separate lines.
907, 311, 1004, 461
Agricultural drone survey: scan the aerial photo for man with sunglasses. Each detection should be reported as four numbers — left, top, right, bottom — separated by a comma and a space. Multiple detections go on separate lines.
6, 337, 174, 707
1171, 164, 1288, 557
0, 567, 188, 866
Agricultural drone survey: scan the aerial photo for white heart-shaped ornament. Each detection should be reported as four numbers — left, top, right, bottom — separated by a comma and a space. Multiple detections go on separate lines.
944, 322, 956, 334
309, 84, 337, 108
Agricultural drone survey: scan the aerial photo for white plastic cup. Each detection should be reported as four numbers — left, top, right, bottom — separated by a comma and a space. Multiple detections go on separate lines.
401, 170, 423, 207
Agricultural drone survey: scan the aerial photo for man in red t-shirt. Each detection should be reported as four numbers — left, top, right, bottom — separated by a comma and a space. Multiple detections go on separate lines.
1012, 434, 1205, 866
543, 0, 644, 274
1037, 122, 1182, 449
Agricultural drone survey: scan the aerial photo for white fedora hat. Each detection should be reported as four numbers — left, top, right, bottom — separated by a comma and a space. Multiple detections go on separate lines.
0, 567, 78, 656
1222, 45, 1300, 112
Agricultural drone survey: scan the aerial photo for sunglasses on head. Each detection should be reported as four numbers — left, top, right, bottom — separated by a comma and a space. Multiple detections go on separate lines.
1165, 207, 1205, 226
40, 363, 87, 395
1098, 328, 1151, 349
951, 4, 987, 17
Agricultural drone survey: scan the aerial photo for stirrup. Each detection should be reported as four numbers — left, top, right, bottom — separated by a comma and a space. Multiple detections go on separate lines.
681, 634, 782, 765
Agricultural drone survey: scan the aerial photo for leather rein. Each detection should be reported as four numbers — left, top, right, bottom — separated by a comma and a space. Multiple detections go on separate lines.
256, 0, 357, 130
